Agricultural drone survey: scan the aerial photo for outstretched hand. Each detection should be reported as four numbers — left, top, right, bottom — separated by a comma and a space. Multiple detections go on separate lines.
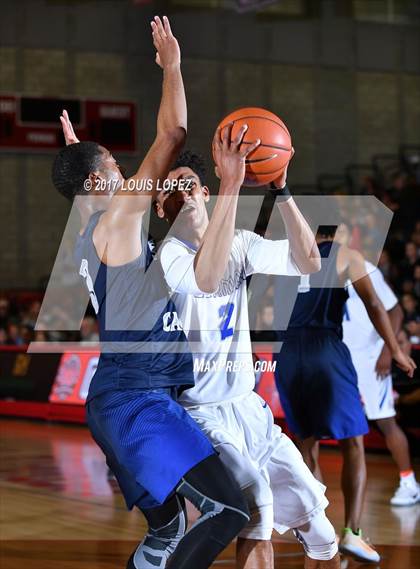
151, 16, 180, 69
60, 109, 80, 145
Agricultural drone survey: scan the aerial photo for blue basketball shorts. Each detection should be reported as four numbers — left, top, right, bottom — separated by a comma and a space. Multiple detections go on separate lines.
274, 329, 369, 440
86, 387, 215, 510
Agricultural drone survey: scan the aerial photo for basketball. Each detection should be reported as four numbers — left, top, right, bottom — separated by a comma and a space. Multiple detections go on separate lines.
214, 107, 292, 187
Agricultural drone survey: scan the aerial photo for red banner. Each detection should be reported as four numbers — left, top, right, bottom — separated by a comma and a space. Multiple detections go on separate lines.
49, 352, 99, 405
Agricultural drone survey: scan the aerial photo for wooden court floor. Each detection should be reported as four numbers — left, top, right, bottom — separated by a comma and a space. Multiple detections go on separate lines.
0, 418, 419, 568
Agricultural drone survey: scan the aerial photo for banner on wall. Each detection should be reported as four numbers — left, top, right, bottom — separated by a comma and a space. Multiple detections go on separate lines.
254, 348, 284, 419
49, 348, 285, 417
49, 352, 99, 405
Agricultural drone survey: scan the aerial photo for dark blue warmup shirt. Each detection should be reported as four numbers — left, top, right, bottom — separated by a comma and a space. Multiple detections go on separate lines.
275, 241, 348, 336
74, 211, 194, 401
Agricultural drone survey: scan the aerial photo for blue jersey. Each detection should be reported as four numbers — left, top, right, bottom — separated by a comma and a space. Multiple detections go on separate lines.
275, 241, 348, 337
273, 241, 368, 440
74, 211, 194, 401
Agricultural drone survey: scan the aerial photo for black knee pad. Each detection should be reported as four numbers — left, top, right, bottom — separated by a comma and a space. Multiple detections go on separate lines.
181, 454, 250, 519
205, 507, 249, 544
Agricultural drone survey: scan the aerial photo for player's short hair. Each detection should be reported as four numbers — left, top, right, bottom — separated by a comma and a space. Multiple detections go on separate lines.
52, 142, 103, 201
172, 151, 206, 186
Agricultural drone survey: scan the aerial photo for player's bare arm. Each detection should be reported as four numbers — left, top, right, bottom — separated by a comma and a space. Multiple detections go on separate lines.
375, 303, 403, 378
192, 123, 260, 293
346, 248, 416, 378
95, 16, 186, 266
59, 16, 186, 267
271, 152, 320, 274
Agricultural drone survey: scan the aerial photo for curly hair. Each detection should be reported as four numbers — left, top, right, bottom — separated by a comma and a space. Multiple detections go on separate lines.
172, 150, 207, 186
52, 141, 103, 201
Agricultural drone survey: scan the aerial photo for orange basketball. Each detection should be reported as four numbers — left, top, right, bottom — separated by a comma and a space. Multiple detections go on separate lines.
214, 107, 292, 187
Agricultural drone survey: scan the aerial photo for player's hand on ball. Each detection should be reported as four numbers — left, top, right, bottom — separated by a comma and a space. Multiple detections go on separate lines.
212, 122, 260, 188
271, 147, 295, 189
392, 346, 417, 379
151, 16, 180, 69
60, 109, 80, 145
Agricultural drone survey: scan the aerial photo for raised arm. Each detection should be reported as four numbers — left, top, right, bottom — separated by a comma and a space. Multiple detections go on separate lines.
95, 16, 187, 266
193, 124, 260, 293
60, 17, 186, 223
349, 249, 416, 378
271, 152, 320, 274
108, 15, 186, 213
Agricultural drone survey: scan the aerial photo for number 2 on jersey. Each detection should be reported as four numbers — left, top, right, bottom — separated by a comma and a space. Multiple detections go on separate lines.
219, 303, 234, 340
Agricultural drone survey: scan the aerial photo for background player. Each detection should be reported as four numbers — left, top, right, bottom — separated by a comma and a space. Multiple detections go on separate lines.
53, 17, 250, 569
273, 223, 416, 564
339, 224, 420, 506
156, 142, 341, 569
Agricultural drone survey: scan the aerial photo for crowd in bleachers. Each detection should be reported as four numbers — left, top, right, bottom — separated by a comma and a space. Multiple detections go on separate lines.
356, 169, 420, 343
252, 163, 420, 345
0, 152, 419, 348
0, 296, 99, 346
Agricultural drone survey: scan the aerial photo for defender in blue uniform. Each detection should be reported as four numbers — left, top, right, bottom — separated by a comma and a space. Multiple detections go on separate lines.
273, 225, 415, 563
275, 239, 368, 442
51, 17, 249, 569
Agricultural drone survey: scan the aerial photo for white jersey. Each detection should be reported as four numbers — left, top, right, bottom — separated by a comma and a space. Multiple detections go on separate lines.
159, 229, 302, 406
343, 261, 398, 356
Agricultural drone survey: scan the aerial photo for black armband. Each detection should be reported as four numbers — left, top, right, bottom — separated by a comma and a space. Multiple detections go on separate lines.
268, 183, 292, 201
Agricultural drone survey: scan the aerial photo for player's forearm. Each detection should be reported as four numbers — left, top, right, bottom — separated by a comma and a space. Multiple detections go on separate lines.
379, 305, 403, 358
114, 66, 186, 212
388, 304, 403, 335
365, 301, 400, 354
157, 64, 187, 140
276, 198, 320, 273
193, 183, 239, 293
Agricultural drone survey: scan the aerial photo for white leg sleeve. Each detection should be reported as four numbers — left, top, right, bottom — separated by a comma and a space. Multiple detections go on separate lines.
294, 510, 338, 561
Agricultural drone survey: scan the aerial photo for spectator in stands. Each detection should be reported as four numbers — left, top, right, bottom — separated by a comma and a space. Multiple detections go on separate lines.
0, 328, 7, 345
253, 300, 277, 342
378, 249, 399, 284
401, 293, 420, 343
7, 322, 24, 345
411, 221, 420, 249
0, 297, 10, 329
21, 300, 41, 329
19, 325, 34, 345
413, 263, 420, 300
80, 316, 99, 343
401, 279, 415, 295
401, 242, 419, 280
34, 329, 49, 342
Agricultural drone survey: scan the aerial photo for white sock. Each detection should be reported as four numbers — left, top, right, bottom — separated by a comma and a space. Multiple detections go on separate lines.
400, 472, 416, 485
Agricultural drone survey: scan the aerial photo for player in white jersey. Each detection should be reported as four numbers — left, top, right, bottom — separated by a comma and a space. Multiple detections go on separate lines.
155, 132, 340, 569
342, 250, 420, 507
